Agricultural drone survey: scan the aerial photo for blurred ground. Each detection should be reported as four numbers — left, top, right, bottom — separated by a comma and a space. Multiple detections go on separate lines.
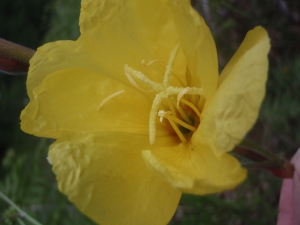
0, 0, 300, 224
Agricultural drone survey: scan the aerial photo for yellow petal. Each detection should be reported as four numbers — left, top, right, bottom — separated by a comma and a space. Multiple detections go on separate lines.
164, 0, 219, 100
28, 41, 90, 100
21, 68, 157, 138
28, 0, 189, 101
218, 27, 269, 85
49, 132, 181, 225
79, 0, 187, 86
142, 141, 246, 195
194, 26, 270, 155
27, 39, 136, 100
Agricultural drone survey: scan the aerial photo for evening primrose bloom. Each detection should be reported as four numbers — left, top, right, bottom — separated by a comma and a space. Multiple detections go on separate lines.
20, 0, 270, 224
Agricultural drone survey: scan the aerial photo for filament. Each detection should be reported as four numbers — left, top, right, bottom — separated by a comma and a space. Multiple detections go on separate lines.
97, 90, 125, 111
164, 114, 196, 132
166, 117, 187, 143
180, 99, 202, 118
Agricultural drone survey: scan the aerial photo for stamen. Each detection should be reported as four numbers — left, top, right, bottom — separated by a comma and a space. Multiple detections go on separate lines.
176, 87, 204, 115
145, 59, 185, 87
176, 87, 204, 98
176, 104, 193, 125
147, 60, 166, 67
164, 92, 192, 124
180, 99, 202, 118
177, 87, 190, 107
166, 86, 202, 96
190, 94, 197, 106
158, 110, 172, 123
166, 98, 177, 119
149, 92, 168, 145
124, 65, 164, 92
124, 44, 203, 145
165, 117, 187, 143
141, 59, 158, 75
163, 43, 180, 88
164, 114, 196, 132
125, 71, 149, 92
97, 90, 125, 111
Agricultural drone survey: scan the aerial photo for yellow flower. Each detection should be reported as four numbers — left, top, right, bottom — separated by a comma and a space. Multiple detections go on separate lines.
20, 0, 270, 224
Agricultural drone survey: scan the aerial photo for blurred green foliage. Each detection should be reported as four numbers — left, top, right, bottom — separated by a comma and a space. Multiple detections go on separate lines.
43, 0, 81, 42
260, 57, 300, 155
0, 0, 53, 49
1, 0, 300, 224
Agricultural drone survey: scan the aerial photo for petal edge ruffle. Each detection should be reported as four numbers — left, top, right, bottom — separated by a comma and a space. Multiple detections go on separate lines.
142, 142, 246, 195
49, 132, 181, 225
21, 68, 155, 139
194, 27, 270, 155
165, 0, 219, 100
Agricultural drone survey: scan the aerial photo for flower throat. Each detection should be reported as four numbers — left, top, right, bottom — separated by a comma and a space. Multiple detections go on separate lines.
123, 44, 204, 145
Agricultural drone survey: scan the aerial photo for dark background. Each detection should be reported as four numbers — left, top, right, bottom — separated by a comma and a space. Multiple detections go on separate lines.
1, 0, 300, 224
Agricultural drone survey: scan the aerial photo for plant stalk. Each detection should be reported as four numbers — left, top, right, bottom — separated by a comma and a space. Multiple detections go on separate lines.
0, 38, 35, 64
0, 191, 42, 225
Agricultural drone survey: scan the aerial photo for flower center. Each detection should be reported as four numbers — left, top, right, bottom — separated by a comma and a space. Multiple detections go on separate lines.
124, 44, 204, 145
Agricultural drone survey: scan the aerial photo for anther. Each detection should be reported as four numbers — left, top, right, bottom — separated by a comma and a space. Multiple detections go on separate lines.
158, 110, 172, 123
163, 43, 180, 88
97, 90, 125, 111
147, 60, 166, 67
124, 65, 164, 92
177, 87, 190, 107
124, 44, 204, 145
125, 71, 147, 92
149, 92, 168, 145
